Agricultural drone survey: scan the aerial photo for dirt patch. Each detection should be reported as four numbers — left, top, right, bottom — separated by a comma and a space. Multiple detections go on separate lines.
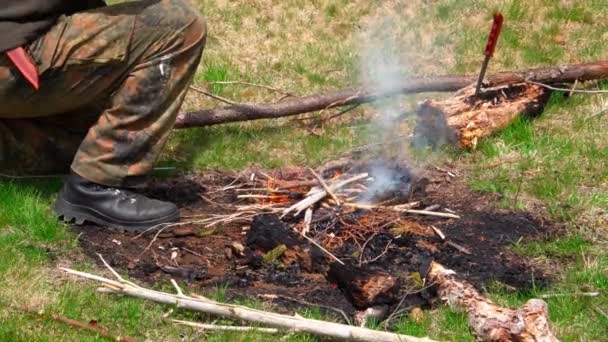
76, 165, 558, 318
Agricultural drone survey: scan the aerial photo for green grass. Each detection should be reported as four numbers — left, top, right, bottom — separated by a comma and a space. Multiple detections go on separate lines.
2, 0, 608, 340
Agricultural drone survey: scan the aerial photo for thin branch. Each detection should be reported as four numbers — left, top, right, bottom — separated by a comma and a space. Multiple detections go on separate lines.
322, 104, 362, 123
343, 203, 460, 219
173, 319, 280, 333
11, 304, 139, 342
308, 168, 341, 206
189, 85, 240, 105
300, 232, 345, 265
207, 81, 296, 97
362, 240, 392, 265
527, 81, 608, 94
171, 279, 186, 297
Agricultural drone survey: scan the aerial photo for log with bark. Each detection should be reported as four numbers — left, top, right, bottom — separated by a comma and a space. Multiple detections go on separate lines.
413, 83, 551, 149
175, 60, 608, 128
425, 261, 558, 341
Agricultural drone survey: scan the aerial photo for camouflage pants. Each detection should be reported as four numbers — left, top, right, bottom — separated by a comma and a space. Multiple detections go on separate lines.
0, 0, 206, 187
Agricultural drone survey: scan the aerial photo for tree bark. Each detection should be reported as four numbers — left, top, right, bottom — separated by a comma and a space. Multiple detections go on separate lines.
175, 60, 608, 128
413, 83, 551, 149
426, 261, 558, 342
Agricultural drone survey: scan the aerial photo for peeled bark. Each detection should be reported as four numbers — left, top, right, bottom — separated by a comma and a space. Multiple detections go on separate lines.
414, 83, 551, 149
175, 60, 608, 128
426, 261, 558, 342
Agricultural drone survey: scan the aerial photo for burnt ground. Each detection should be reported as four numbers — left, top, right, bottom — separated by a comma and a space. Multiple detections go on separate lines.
76, 166, 560, 319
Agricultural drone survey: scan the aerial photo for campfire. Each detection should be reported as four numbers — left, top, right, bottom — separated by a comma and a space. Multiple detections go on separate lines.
73, 156, 559, 341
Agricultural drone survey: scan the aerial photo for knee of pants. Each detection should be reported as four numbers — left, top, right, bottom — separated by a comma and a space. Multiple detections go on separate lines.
166, 0, 208, 48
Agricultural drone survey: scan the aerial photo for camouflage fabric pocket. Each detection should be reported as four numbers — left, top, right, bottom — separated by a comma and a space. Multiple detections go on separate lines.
39, 10, 135, 70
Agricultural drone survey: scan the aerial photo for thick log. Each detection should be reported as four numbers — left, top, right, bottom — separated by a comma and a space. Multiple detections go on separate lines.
175, 60, 608, 128
426, 261, 558, 342
414, 83, 551, 149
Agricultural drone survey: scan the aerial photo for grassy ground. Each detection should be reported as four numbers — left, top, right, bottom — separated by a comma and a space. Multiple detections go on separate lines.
1, 0, 608, 340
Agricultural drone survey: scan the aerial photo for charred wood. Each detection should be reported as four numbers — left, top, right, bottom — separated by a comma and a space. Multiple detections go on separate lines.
327, 262, 401, 309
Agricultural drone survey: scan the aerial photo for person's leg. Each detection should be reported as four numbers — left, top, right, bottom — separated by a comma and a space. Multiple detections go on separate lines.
0, 108, 102, 176
0, 0, 206, 231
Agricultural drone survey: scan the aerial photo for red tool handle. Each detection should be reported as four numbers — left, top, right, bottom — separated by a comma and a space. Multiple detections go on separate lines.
6, 47, 39, 90
483, 13, 504, 57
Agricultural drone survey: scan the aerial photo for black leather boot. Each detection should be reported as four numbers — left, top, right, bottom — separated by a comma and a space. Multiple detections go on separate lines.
54, 172, 179, 233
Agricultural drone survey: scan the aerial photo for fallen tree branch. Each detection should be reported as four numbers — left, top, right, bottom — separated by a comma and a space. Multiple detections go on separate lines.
60, 257, 435, 342
425, 261, 558, 341
175, 60, 608, 128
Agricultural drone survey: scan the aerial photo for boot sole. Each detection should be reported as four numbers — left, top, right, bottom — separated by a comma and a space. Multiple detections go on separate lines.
54, 196, 179, 234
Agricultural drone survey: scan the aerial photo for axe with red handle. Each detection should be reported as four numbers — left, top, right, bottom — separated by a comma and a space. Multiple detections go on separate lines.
5, 47, 40, 90
475, 13, 504, 95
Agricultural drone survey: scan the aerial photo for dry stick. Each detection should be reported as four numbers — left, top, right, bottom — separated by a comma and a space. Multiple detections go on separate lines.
343, 203, 460, 219
594, 306, 608, 321
445, 241, 472, 255
382, 284, 436, 330
527, 81, 608, 94
207, 81, 296, 97
363, 241, 392, 265
189, 85, 240, 106
282, 173, 369, 218
539, 292, 600, 299
358, 233, 378, 267
322, 103, 362, 123
173, 319, 280, 334
299, 232, 345, 265
302, 208, 313, 235
308, 168, 341, 206
11, 304, 139, 342
60, 266, 434, 342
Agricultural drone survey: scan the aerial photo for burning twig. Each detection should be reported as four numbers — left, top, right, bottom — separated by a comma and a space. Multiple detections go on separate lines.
60, 256, 434, 342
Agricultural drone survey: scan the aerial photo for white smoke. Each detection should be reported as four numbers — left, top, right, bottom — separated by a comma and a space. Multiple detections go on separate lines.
357, 17, 414, 203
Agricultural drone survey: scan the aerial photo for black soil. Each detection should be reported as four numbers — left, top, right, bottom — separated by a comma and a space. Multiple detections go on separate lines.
76, 166, 559, 317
